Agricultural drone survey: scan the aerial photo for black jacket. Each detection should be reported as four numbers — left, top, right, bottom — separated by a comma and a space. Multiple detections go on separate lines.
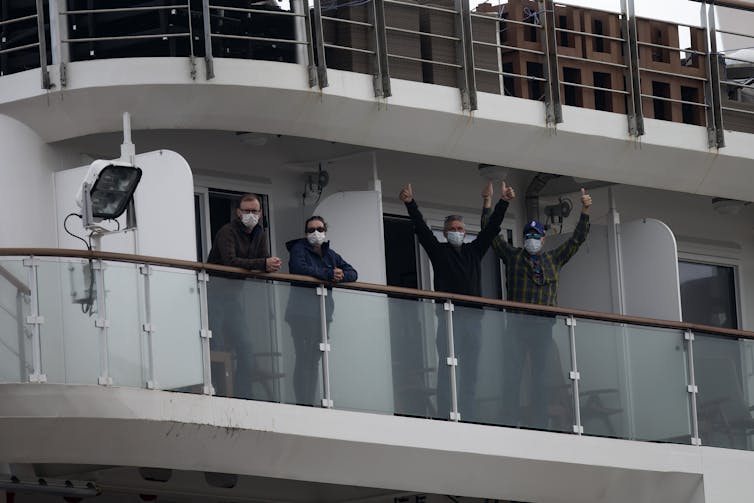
207, 218, 269, 270
405, 198, 508, 297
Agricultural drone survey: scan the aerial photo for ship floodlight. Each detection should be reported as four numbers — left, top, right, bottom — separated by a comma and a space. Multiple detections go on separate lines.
76, 159, 142, 227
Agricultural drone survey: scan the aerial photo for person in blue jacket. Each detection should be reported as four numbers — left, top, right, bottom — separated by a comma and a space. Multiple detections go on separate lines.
285, 215, 358, 405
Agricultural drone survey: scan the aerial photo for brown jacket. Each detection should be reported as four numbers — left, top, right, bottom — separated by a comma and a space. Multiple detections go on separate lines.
207, 218, 269, 270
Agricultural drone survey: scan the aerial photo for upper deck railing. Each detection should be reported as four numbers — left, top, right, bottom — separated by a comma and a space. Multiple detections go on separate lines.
1, 247, 754, 453
2, 1, 754, 144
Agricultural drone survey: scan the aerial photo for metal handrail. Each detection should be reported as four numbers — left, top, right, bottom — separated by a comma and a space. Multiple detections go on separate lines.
475, 67, 547, 82
0, 14, 38, 27
387, 52, 462, 68
63, 33, 190, 44
324, 43, 376, 54
636, 40, 708, 57
61, 5, 189, 15
722, 105, 754, 115
472, 16, 541, 29
562, 80, 630, 95
715, 27, 754, 39
639, 66, 708, 82
0, 43, 41, 56
385, 25, 461, 42
472, 39, 545, 56
558, 53, 627, 69
640, 93, 709, 108
321, 15, 374, 27
210, 34, 308, 45
554, 26, 625, 43
721, 79, 754, 91
384, 0, 458, 14
1, 248, 751, 340
634, 16, 704, 30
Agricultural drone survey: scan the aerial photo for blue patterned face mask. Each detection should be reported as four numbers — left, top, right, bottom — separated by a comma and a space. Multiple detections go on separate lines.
524, 238, 542, 255
447, 231, 464, 247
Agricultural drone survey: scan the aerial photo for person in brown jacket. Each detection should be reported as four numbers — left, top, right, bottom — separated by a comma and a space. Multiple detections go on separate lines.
206, 193, 281, 399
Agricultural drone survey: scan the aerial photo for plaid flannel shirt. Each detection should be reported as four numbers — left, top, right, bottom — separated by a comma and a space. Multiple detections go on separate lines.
482, 209, 590, 306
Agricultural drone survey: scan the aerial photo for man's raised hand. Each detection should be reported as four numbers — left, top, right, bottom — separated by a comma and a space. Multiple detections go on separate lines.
580, 188, 592, 214
399, 184, 414, 203
501, 181, 516, 202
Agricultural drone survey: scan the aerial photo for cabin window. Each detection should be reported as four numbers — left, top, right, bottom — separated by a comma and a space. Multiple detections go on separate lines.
678, 260, 738, 329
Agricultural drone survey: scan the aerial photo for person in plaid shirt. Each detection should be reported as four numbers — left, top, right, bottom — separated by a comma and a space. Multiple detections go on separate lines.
481, 186, 592, 428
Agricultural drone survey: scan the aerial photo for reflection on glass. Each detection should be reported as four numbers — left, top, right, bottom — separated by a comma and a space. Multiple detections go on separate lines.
0, 259, 32, 382
679, 261, 738, 329
576, 320, 691, 442
452, 306, 573, 431
694, 334, 754, 450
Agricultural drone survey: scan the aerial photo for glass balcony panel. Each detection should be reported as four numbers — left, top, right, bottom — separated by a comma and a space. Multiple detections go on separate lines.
105, 261, 144, 387
575, 319, 691, 442
208, 276, 310, 405
0, 259, 32, 382
327, 290, 441, 418
694, 334, 754, 451
451, 306, 573, 431
148, 266, 203, 391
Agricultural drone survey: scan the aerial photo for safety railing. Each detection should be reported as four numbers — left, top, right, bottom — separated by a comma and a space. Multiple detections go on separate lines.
0, 262, 33, 384
2, 248, 754, 452
0, 0, 50, 87
4, 2, 754, 143
712, 22, 754, 136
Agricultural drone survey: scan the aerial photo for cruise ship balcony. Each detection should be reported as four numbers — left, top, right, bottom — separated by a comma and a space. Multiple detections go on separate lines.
1, 0, 754, 502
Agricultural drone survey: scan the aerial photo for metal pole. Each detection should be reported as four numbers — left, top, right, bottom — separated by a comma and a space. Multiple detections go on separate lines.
685, 330, 702, 446
317, 286, 333, 407
705, 1, 725, 148
23, 257, 46, 383
372, 0, 391, 97
201, 0, 215, 80
299, 0, 319, 88
624, 0, 644, 136
539, 0, 562, 125
459, 0, 477, 111
92, 257, 112, 385
187, 0, 197, 80
444, 300, 460, 421
197, 270, 214, 395
35, 0, 51, 89
567, 316, 583, 434
140, 265, 157, 389
48, 0, 69, 80
311, 0, 329, 88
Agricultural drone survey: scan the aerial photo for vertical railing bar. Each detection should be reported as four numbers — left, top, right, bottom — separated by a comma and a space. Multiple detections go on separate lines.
311, 0, 329, 88
706, 1, 725, 148
459, 0, 477, 111
187, 0, 197, 80
197, 270, 213, 395
373, 0, 391, 97
201, 0, 215, 80
445, 300, 459, 421
48, 0, 68, 75
300, 0, 319, 88
23, 257, 45, 383
453, 0, 471, 110
625, 0, 644, 136
540, 0, 562, 125
35, 0, 51, 89
567, 316, 583, 434
685, 330, 702, 446
619, 0, 637, 136
140, 264, 157, 389
368, 0, 384, 97
16, 291, 29, 381
318, 285, 333, 407
93, 258, 112, 385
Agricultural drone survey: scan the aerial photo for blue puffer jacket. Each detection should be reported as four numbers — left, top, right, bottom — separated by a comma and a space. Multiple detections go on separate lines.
284, 238, 358, 323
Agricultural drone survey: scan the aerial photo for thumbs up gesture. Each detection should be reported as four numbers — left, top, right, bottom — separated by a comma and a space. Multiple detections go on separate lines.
399, 183, 414, 203
501, 181, 516, 202
580, 188, 592, 214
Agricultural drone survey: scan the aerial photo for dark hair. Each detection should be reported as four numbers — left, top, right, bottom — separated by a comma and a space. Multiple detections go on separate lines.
237, 193, 261, 208
443, 214, 464, 230
305, 215, 327, 232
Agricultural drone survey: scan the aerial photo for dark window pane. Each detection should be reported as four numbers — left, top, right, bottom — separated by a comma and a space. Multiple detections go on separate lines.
679, 261, 738, 329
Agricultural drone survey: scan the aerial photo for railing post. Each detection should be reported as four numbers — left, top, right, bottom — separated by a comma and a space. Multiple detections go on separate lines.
704, 1, 725, 149
92, 259, 112, 385
685, 330, 702, 446
299, 0, 319, 88
140, 265, 157, 389
186, 0, 197, 80
317, 285, 333, 408
566, 316, 583, 434
197, 270, 214, 395
371, 0, 391, 97
622, 0, 644, 136
459, 0, 477, 111
311, 0, 329, 88
539, 0, 562, 126
444, 300, 460, 421
23, 257, 46, 383
201, 0, 215, 80
35, 0, 51, 89
48, 0, 68, 87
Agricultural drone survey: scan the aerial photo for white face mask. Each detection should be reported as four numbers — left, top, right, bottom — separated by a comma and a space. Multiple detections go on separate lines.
524, 238, 542, 255
447, 231, 465, 247
307, 231, 326, 246
241, 212, 259, 229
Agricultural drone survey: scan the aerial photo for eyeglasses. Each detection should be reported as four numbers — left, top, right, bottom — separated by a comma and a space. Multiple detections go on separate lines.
524, 232, 542, 240
307, 226, 326, 233
240, 208, 261, 215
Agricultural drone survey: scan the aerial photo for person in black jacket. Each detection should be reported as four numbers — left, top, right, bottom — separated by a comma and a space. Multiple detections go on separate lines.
399, 182, 512, 420
206, 193, 282, 399
285, 215, 358, 405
